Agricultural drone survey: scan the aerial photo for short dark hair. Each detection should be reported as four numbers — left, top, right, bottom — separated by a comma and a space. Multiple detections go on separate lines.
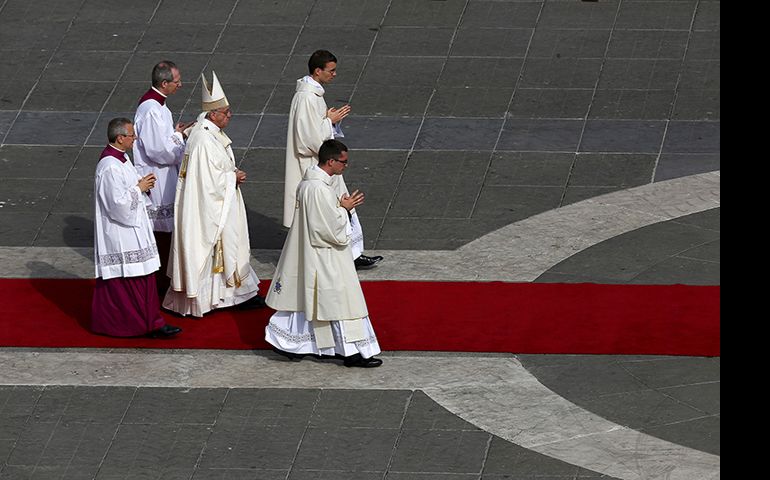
107, 117, 132, 143
318, 139, 348, 165
308, 50, 337, 75
151, 60, 177, 88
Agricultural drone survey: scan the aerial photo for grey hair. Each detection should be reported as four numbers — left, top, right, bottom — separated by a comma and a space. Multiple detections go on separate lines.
151, 60, 177, 88
107, 117, 132, 143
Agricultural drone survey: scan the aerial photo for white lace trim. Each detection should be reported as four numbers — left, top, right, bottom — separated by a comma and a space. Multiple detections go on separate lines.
99, 243, 159, 267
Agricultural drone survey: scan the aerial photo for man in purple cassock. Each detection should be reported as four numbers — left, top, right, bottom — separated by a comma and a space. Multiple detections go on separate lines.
91, 117, 182, 338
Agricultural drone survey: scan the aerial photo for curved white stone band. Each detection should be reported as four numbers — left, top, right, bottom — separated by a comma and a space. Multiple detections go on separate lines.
0, 171, 720, 282
0, 351, 719, 480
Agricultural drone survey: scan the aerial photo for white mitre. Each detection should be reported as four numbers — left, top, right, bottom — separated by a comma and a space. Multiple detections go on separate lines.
201, 71, 229, 111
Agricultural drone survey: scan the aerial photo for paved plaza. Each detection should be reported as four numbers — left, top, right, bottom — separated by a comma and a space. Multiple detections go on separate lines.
0, 0, 719, 479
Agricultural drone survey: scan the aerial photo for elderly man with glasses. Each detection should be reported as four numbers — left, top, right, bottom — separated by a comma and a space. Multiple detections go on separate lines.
163, 72, 265, 317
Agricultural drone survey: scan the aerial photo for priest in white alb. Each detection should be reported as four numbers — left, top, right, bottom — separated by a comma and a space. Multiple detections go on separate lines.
132, 60, 194, 296
266, 139, 382, 368
92, 117, 181, 338
163, 72, 264, 317
283, 49, 383, 270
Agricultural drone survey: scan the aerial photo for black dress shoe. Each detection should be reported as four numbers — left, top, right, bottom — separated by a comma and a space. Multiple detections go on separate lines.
354, 254, 383, 270
234, 294, 267, 310
148, 324, 182, 338
343, 353, 383, 368
272, 347, 307, 362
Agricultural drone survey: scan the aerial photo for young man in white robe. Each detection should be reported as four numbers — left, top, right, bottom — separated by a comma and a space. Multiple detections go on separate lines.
283, 49, 383, 270
92, 117, 181, 338
132, 60, 194, 296
163, 72, 265, 317
266, 139, 382, 368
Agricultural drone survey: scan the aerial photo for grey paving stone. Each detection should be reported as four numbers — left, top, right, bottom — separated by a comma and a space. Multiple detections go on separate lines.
428, 86, 513, 118
53, 179, 94, 214
693, 1, 721, 31
389, 429, 490, 474
0, 0, 81, 23
497, 119, 583, 152
472, 185, 563, 220
390, 184, 479, 218
615, 0, 697, 30
685, 30, 720, 61
460, 1, 543, 29
486, 151, 573, 186
616, 357, 720, 390
672, 89, 720, 120
218, 25, 301, 55
384, 0, 466, 27
569, 153, 656, 187
508, 88, 593, 119
33, 213, 93, 247
248, 114, 288, 148
0, 178, 62, 213
520, 58, 603, 89
239, 149, 288, 183
589, 89, 675, 120
359, 56, 445, 87
0, 21, 70, 51
0, 80, 34, 111
373, 26, 454, 57
376, 217, 509, 250
679, 60, 720, 90
99, 423, 211, 471
450, 28, 533, 58
338, 182, 393, 218
84, 112, 133, 146
6, 112, 98, 146
340, 116, 422, 150
560, 185, 622, 206
60, 22, 145, 52
122, 387, 227, 425
351, 85, 434, 117
597, 59, 681, 90
607, 30, 690, 59
41, 51, 128, 83
539, 0, 619, 28
482, 436, 607, 478
30, 386, 134, 424
152, 0, 238, 25
402, 391, 480, 431
194, 469, 287, 480
241, 182, 286, 220
292, 427, 398, 472
578, 389, 705, 432
0, 146, 80, 179
306, 0, 391, 27
522, 362, 649, 401
0, 49, 53, 109
678, 238, 720, 263
17, 422, 116, 470
215, 388, 318, 429
415, 118, 501, 151
229, 0, 314, 25
0, 112, 16, 140
388, 471, 478, 480
280, 54, 368, 86
528, 28, 611, 59
0, 212, 48, 246
123, 52, 212, 83
200, 425, 306, 470
653, 153, 719, 181
630, 255, 720, 285
643, 415, 719, 456
579, 120, 666, 153
76, 0, 157, 23
68, 146, 104, 179
660, 382, 720, 415
295, 26, 379, 57
140, 23, 225, 53
661, 120, 720, 154
310, 390, 410, 429
400, 150, 489, 186
439, 57, 524, 88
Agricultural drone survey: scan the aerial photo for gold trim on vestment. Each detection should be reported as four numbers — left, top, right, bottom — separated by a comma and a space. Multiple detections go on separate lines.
203, 98, 229, 111
213, 238, 224, 273
179, 153, 189, 178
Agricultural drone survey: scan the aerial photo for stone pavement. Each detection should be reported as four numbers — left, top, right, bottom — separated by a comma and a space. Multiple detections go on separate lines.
0, 0, 719, 479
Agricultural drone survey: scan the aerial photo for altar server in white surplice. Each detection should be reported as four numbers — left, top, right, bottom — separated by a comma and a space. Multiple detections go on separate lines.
91, 117, 181, 338
163, 72, 265, 317
133, 60, 194, 296
267, 139, 383, 368
283, 49, 383, 270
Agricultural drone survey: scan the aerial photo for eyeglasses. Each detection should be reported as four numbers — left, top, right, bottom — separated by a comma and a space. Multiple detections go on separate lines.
166, 79, 182, 85
119, 133, 137, 138
334, 158, 348, 165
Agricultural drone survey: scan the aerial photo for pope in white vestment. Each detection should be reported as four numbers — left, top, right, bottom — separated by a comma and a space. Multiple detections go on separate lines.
267, 140, 382, 367
163, 72, 261, 317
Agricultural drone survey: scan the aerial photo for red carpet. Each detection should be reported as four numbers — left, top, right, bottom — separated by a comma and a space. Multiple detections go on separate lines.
0, 278, 719, 356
